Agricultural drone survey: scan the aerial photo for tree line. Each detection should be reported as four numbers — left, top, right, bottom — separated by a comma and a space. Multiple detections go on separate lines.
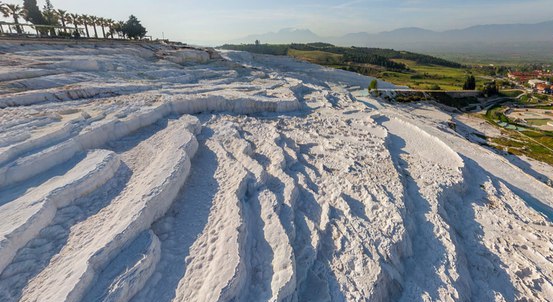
0, 0, 147, 39
288, 44, 408, 70
342, 52, 406, 71
289, 43, 462, 68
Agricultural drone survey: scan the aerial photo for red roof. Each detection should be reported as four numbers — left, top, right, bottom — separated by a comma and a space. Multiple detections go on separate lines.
509, 71, 541, 77
537, 83, 548, 90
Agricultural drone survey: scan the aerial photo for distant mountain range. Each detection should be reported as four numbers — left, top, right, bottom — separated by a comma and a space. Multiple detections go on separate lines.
228, 21, 553, 62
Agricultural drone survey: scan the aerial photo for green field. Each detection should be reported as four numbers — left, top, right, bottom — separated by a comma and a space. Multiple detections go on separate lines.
480, 106, 553, 165
499, 90, 525, 98
485, 106, 510, 123
527, 119, 551, 126
287, 49, 343, 65
490, 129, 553, 165
516, 93, 553, 105
287, 49, 487, 90
383, 59, 488, 90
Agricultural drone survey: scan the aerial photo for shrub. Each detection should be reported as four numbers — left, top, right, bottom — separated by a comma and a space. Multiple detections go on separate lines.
428, 84, 441, 90
482, 81, 499, 97
369, 79, 378, 91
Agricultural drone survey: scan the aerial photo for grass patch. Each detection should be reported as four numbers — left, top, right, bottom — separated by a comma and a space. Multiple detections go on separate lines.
379, 59, 487, 90
527, 119, 550, 126
489, 130, 553, 165
287, 49, 343, 65
518, 93, 553, 105
499, 90, 524, 98
481, 106, 553, 165
485, 106, 509, 123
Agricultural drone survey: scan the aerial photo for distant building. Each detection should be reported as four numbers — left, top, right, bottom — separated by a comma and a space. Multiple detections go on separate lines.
529, 79, 549, 88
536, 83, 549, 93
509, 71, 541, 82
509, 71, 553, 83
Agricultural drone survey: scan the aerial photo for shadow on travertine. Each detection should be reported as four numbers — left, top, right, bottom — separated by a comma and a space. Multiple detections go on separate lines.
453, 156, 516, 301
0, 153, 86, 207
376, 114, 515, 301
386, 130, 453, 300
0, 163, 131, 302
126, 127, 218, 302
453, 116, 553, 191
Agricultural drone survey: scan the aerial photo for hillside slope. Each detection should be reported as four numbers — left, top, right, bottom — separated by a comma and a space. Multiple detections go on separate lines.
0, 40, 552, 302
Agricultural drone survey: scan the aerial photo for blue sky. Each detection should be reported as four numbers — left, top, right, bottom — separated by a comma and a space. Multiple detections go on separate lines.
13, 0, 553, 44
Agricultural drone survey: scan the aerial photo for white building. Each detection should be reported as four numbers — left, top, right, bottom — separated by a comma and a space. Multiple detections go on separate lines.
528, 79, 550, 88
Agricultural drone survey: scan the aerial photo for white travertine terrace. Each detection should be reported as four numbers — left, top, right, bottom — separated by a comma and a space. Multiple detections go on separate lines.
0, 40, 551, 302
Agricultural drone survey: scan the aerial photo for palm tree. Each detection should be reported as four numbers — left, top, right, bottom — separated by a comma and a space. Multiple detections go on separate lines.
0, 2, 4, 34
0, 3, 27, 34
67, 13, 81, 36
68, 13, 79, 29
105, 18, 115, 38
114, 20, 125, 39
88, 15, 98, 38
54, 9, 68, 32
98, 17, 107, 38
80, 14, 90, 38
109, 19, 118, 38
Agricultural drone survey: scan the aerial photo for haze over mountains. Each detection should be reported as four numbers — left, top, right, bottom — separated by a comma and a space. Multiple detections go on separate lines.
229, 21, 553, 62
